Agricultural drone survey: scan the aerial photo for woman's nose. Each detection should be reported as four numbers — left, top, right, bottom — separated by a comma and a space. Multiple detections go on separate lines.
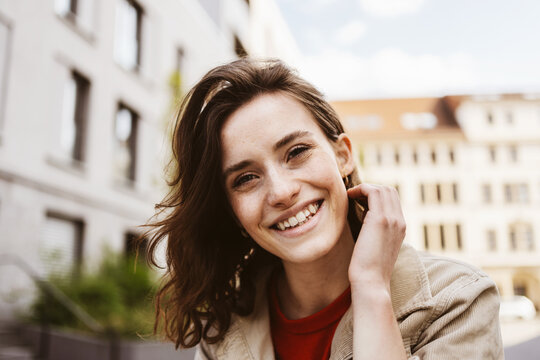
266, 168, 300, 208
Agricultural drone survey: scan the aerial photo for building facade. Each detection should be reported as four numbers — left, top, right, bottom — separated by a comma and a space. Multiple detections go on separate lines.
0, 0, 299, 319
332, 94, 540, 309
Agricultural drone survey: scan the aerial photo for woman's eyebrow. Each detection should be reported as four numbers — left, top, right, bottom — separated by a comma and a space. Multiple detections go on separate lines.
223, 160, 252, 180
273, 130, 312, 151
223, 130, 313, 180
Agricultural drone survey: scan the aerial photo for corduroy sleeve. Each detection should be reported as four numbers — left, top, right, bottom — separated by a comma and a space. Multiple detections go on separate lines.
411, 274, 503, 359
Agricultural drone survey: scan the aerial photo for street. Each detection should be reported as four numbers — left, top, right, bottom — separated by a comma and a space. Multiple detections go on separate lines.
501, 317, 540, 360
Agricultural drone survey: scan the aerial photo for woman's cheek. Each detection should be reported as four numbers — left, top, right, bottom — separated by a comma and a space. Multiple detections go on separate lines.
232, 194, 261, 229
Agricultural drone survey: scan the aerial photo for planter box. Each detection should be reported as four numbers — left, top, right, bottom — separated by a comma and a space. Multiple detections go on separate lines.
20, 325, 195, 360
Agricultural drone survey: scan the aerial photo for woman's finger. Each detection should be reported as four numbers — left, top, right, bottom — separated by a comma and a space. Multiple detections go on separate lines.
347, 183, 387, 214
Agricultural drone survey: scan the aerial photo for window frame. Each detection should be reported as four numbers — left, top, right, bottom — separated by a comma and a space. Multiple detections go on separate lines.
114, 0, 144, 72
60, 70, 90, 163
113, 103, 139, 183
41, 211, 85, 277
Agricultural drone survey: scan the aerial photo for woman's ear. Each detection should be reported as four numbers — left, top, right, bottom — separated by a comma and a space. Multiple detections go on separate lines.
334, 133, 355, 177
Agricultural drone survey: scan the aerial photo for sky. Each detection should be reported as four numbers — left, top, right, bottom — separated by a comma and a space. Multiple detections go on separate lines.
274, 0, 540, 100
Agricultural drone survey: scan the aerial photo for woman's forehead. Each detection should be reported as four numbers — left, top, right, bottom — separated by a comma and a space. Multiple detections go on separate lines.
220, 92, 321, 145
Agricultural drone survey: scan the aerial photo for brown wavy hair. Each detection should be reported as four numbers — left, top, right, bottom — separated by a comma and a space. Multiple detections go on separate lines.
144, 58, 363, 348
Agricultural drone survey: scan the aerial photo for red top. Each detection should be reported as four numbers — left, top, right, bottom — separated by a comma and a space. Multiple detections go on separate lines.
268, 273, 352, 360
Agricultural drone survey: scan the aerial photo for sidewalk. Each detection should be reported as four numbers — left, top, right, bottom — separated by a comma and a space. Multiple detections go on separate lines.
500, 316, 540, 347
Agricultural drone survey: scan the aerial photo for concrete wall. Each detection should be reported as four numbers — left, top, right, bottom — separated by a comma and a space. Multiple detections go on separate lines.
0, 0, 299, 319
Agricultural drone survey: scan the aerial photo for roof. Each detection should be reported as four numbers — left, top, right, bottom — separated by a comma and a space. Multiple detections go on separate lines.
331, 96, 465, 141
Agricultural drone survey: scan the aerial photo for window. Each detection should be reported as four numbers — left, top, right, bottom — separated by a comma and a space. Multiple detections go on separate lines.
487, 229, 497, 251
40, 213, 84, 277
421, 183, 458, 204
60, 71, 90, 162
506, 111, 514, 124
55, 0, 78, 20
114, 0, 143, 71
449, 147, 455, 164
430, 148, 437, 164
423, 224, 462, 251
456, 224, 462, 250
114, 104, 138, 182
489, 146, 496, 162
376, 148, 382, 165
487, 111, 493, 124
504, 184, 512, 203
514, 284, 527, 297
509, 145, 518, 162
412, 148, 418, 164
420, 183, 439, 204
452, 183, 459, 203
443, 224, 463, 251
439, 225, 445, 249
525, 227, 535, 251
509, 223, 535, 251
518, 184, 529, 203
55, 0, 94, 33
482, 184, 492, 203
0, 18, 10, 134
234, 34, 247, 58
509, 228, 517, 250
504, 183, 529, 204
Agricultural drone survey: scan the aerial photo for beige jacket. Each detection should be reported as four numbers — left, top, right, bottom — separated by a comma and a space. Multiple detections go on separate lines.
196, 244, 503, 359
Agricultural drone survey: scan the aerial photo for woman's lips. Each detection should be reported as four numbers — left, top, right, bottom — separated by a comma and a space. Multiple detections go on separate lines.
271, 200, 324, 237
273, 200, 322, 231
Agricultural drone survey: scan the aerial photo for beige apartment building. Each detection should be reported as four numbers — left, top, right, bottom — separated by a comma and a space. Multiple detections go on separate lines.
0, 0, 299, 319
332, 94, 540, 309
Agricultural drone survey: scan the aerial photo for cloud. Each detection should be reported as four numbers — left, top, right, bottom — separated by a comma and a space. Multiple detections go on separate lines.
359, 0, 426, 18
334, 21, 367, 45
298, 48, 478, 99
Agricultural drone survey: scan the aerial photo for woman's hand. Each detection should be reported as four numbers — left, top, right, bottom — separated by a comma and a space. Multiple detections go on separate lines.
347, 184, 408, 359
347, 183, 406, 291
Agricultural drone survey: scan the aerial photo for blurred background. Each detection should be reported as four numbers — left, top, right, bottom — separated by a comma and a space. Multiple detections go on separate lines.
0, 0, 538, 359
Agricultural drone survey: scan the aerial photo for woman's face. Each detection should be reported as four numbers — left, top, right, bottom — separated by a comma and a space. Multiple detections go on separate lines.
221, 92, 355, 264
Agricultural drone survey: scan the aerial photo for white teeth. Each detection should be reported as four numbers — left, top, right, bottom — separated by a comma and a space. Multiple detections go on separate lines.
296, 211, 306, 222
274, 201, 321, 231
288, 216, 298, 226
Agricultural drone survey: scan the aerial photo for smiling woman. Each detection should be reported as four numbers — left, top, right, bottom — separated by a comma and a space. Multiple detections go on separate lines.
143, 59, 503, 359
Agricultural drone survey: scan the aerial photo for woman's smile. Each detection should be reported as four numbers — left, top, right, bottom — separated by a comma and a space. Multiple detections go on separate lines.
270, 199, 323, 237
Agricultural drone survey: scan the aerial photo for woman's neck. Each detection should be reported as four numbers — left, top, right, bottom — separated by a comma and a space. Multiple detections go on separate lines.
277, 231, 355, 320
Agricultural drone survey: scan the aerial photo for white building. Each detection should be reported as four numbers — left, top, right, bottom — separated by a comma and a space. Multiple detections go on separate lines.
0, 0, 299, 319
332, 94, 540, 309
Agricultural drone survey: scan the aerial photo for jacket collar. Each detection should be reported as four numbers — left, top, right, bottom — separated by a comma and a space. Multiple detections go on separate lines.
220, 244, 432, 360
216, 267, 275, 360
390, 243, 433, 319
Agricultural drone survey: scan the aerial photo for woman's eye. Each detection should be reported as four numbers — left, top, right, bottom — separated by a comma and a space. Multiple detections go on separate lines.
287, 145, 311, 161
233, 174, 257, 188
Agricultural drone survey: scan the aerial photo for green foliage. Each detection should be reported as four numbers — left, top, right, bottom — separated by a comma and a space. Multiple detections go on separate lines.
168, 70, 183, 98
29, 252, 157, 339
